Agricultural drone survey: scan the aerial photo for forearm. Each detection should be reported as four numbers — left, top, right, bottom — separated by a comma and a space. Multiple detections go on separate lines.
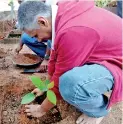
41, 98, 55, 112
15, 40, 24, 54
19, 40, 24, 49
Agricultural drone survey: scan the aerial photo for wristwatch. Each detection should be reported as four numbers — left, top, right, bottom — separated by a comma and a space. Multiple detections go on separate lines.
44, 54, 50, 60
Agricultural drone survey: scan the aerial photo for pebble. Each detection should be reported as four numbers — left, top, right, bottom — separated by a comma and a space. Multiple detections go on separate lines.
3, 111, 8, 116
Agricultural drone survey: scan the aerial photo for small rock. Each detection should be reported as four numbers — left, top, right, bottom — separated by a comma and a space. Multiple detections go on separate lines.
10, 116, 15, 123
3, 111, 8, 116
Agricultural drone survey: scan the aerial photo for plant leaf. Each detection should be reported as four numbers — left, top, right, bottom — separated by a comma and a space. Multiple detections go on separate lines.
47, 90, 57, 105
42, 80, 50, 91
29, 76, 46, 91
44, 80, 50, 86
47, 81, 54, 89
21, 93, 35, 104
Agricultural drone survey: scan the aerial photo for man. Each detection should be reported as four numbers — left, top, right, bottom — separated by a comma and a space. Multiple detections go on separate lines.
15, 32, 51, 72
17, 1, 122, 124
15, 33, 51, 58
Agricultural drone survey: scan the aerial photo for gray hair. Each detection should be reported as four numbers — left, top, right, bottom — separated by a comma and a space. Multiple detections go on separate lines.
18, 0, 52, 30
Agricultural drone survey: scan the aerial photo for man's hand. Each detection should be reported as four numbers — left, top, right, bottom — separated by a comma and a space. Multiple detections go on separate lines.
36, 59, 48, 73
31, 88, 44, 97
15, 45, 22, 54
25, 98, 55, 118
25, 104, 46, 118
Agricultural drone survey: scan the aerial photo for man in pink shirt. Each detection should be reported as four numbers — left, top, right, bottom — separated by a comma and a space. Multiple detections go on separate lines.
17, 1, 122, 124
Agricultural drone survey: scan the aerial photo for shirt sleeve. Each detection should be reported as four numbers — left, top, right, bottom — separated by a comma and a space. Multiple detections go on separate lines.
48, 26, 100, 99
21, 33, 27, 44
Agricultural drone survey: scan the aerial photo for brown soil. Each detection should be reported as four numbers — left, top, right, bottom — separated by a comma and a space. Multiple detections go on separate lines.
0, 38, 122, 124
13, 53, 41, 65
0, 20, 16, 40
0, 42, 73, 124
0, 20, 15, 33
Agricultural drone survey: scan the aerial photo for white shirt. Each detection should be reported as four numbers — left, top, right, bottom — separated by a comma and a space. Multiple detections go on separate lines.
45, 0, 57, 5
51, 4, 58, 49
45, 0, 58, 49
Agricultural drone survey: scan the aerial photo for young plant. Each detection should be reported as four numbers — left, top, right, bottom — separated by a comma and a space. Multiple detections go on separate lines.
21, 76, 57, 105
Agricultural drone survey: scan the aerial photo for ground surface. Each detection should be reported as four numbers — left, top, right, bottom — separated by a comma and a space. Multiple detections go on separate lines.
0, 38, 122, 124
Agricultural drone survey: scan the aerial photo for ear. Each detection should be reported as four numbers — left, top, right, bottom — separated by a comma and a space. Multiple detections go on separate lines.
37, 17, 48, 27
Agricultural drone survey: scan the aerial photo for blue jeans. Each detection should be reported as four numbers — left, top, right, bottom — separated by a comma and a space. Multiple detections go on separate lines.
117, 1, 122, 18
59, 64, 114, 118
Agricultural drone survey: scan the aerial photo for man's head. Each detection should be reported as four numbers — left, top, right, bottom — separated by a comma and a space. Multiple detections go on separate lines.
18, 1, 52, 41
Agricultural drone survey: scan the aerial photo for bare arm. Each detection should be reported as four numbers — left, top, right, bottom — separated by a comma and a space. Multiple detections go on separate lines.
15, 40, 24, 54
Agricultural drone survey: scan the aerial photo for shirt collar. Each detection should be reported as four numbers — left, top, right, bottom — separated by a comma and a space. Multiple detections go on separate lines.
46, 0, 57, 5
51, 4, 58, 50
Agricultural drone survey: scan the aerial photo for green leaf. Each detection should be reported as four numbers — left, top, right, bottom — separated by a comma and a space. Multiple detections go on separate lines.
29, 76, 46, 91
42, 80, 50, 91
21, 93, 35, 104
47, 81, 54, 89
44, 80, 50, 86
47, 90, 57, 105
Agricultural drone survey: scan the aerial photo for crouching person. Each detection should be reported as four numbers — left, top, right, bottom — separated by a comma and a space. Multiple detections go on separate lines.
15, 32, 51, 72
17, 1, 122, 124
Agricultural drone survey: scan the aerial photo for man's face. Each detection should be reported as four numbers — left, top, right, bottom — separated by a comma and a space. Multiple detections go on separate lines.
24, 17, 52, 42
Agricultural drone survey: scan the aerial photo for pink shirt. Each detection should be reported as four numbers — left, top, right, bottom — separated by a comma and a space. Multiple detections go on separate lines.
48, 0, 122, 108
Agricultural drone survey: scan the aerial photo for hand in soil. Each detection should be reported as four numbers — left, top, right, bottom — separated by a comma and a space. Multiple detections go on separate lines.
36, 59, 48, 73
76, 114, 104, 124
32, 88, 44, 97
25, 104, 46, 118
14, 45, 22, 54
